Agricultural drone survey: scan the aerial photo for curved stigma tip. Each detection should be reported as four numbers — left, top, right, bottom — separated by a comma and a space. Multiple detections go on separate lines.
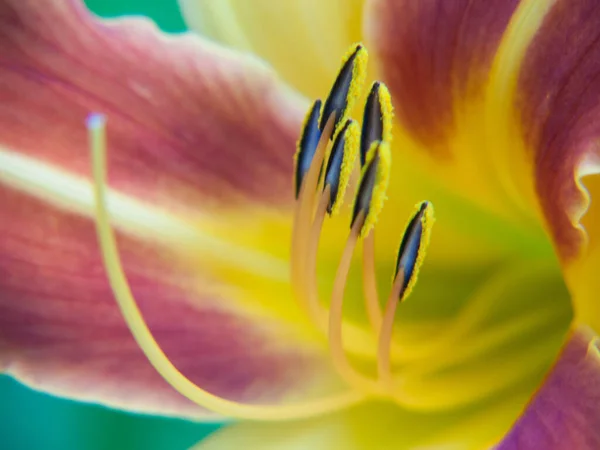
86, 113, 106, 130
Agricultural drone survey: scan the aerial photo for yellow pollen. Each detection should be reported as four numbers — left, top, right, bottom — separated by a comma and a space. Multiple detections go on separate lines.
342, 43, 368, 127
377, 82, 394, 145
357, 141, 392, 237
319, 43, 368, 135
329, 119, 360, 216
398, 202, 435, 302
289, 45, 435, 402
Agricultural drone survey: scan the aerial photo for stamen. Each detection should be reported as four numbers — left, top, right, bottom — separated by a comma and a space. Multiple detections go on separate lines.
291, 114, 336, 321
376, 202, 435, 389
323, 119, 359, 215
328, 212, 383, 395
360, 82, 394, 166
303, 120, 359, 331
351, 141, 392, 237
294, 99, 322, 198
394, 201, 435, 300
362, 231, 383, 330
304, 185, 332, 330
88, 114, 365, 421
377, 268, 405, 390
359, 82, 394, 329
319, 43, 368, 135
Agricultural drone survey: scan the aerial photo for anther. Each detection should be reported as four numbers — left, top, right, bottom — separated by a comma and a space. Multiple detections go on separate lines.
377, 201, 434, 389
324, 119, 359, 215
394, 201, 434, 301
351, 141, 392, 237
320, 43, 368, 135
360, 82, 394, 166
295, 99, 322, 198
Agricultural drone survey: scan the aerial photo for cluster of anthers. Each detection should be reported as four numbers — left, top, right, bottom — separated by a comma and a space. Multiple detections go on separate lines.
291, 43, 434, 399
86, 43, 433, 422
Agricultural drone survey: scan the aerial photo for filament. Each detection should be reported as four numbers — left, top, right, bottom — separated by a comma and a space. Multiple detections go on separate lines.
328, 213, 383, 395
88, 115, 365, 421
303, 185, 332, 332
377, 269, 405, 390
290, 114, 335, 323
362, 231, 382, 330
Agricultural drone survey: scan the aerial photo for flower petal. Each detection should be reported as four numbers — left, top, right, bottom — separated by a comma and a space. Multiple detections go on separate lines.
0, 182, 348, 419
194, 386, 540, 450
516, 0, 600, 259
0, 0, 305, 213
178, 0, 365, 98
0, 0, 333, 342
495, 326, 600, 449
364, 0, 519, 151
362, 0, 554, 224
513, 0, 600, 332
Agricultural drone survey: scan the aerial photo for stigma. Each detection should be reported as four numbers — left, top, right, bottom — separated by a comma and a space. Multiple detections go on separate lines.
291, 43, 435, 398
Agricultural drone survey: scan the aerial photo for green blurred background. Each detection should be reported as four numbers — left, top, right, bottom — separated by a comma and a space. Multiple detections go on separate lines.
0, 1, 224, 448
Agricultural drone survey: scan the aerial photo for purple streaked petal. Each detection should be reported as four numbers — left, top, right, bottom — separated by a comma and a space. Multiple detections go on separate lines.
495, 326, 600, 450
364, 0, 519, 152
0, 185, 337, 419
0, 0, 305, 215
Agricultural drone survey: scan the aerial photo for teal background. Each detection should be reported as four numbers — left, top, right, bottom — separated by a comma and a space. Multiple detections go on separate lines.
1, 1, 223, 448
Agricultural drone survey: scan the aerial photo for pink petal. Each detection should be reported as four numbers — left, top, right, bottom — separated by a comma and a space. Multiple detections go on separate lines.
363, 0, 519, 152
0, 0, 305, 213
495, 326, 600, 450
0, 185, 336, 419
517, 0, 600, 260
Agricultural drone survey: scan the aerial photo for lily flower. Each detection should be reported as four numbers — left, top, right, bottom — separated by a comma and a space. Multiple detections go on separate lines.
0, 0, 599, 448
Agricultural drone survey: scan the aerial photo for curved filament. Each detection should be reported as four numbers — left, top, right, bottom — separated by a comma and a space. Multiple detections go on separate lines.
328, 214, 383, 395
291, 114, 335, 323
362, 231, 383, 330
88, 115, 364, 421
303, 186, 332, 332
377, 269, 405, 390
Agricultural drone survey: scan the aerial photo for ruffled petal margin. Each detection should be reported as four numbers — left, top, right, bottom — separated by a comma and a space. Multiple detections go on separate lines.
365, 0, 600, 331
495, 326, 600, 450
515, 0, 600, 332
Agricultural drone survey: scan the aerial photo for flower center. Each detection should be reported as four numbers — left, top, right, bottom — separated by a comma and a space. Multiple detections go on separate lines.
290, 44, 434, 398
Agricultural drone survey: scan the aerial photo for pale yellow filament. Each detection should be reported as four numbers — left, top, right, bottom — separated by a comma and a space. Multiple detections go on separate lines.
290, 114, 335, 323
362, 231, 383, 330
88, 115, 365, 421
328, 214, 383, 395
377, 269, 405, 390
303, 185, 332, 332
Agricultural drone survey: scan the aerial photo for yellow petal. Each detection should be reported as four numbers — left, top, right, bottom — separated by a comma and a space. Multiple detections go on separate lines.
566, 173, 600, 333
178, 0, 365, 98
194, 389, 537, 450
